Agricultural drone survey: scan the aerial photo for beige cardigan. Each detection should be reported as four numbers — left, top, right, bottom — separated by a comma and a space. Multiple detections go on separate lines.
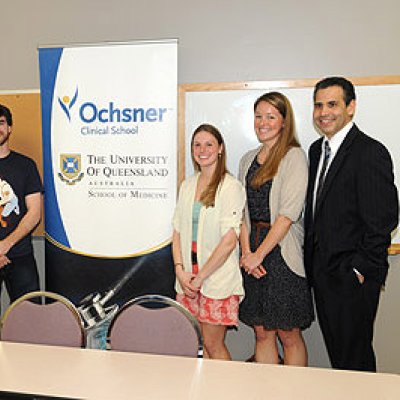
238, 147, 308, 277
173, 173, 246, 299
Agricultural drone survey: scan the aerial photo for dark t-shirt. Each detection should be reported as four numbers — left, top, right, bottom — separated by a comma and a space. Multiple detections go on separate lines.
0, 151, 43, 257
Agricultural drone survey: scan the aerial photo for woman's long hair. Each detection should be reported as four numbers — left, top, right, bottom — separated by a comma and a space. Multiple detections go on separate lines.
251, 92, 300, 189
191, 123, 228, 207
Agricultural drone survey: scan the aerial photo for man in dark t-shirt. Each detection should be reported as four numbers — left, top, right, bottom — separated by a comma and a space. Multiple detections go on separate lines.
0, 104, 43, 305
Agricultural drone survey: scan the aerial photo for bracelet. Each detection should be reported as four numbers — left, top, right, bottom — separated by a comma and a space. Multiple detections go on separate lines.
174, 262, 183, 267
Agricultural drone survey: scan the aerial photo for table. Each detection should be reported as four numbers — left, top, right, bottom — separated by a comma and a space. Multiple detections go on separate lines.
0, 341, 399, 400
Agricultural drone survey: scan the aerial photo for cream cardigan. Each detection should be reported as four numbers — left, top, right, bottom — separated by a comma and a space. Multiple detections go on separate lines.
238, 147, 308, 277
173, 173, 246, 299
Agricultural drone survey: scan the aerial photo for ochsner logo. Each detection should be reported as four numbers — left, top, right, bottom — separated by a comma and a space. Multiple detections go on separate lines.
58, 88, 79, 121
58, 88, 169, 124
79, 101, 169, 123
57, 88, 170, 135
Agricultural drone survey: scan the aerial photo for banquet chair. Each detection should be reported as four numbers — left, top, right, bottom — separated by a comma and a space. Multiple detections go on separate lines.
107, 294, 203, 357
0, 291, 86, 347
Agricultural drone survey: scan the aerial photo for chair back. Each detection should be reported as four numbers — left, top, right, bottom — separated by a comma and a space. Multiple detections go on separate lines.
108, 294, 202, 357
1, 291, 86, 347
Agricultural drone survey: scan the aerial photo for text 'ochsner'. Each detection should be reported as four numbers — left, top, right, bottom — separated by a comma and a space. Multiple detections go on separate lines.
80, 102, 169, 123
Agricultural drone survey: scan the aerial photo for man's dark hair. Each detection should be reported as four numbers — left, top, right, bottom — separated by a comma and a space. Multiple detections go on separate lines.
313, 77, 356, 106
0, 104, 13, 126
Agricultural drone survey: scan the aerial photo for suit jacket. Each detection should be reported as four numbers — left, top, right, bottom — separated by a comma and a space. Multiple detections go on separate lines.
304, 124, 398, 285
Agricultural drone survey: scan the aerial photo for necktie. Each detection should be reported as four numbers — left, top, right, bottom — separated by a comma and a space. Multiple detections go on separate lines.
315, 140, 331, 205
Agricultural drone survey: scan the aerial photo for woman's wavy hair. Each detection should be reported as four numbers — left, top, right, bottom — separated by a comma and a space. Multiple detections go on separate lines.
251, 92, 300, 189
191, 123, 228, 207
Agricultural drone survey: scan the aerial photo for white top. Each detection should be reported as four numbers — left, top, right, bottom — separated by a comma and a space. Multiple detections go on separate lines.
173, 173, 246, 299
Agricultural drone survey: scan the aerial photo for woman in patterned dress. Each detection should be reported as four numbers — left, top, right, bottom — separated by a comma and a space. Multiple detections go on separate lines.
172, 124, 246, 360
239, 93, 314, 366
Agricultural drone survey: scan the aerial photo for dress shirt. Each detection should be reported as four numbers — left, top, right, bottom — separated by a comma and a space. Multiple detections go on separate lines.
313, 121, 354, 213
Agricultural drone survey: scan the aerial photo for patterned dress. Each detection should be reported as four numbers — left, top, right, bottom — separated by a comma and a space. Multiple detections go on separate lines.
239, 158, 314, 330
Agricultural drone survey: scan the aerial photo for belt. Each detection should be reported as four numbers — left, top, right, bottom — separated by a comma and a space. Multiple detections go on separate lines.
191, 241, 198, 274
191, 250, 197, 264
251, 220, 271, 247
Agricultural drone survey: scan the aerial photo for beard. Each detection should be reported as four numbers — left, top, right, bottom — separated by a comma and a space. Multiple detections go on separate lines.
0, 131, 11, 147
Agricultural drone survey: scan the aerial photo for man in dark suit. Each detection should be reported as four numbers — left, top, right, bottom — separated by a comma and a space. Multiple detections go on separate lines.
304, 77, 398, 372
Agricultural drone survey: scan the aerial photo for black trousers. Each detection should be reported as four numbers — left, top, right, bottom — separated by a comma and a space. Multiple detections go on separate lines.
0, 254, 40, 307
312, 248, 381, 372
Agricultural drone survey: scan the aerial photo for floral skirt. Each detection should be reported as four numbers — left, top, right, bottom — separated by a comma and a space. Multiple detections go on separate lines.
176, 241, 240, 326
177, 292, 240, 326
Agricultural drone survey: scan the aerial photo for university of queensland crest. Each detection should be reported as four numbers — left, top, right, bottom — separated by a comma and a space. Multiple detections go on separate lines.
58, 154, 84, 185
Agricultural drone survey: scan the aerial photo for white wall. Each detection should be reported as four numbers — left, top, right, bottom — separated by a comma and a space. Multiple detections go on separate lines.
1, 0, 400, 89
1, 0, 399, 373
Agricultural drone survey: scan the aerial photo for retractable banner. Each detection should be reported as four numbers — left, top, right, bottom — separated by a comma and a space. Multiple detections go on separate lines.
38, 40, 177, 304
